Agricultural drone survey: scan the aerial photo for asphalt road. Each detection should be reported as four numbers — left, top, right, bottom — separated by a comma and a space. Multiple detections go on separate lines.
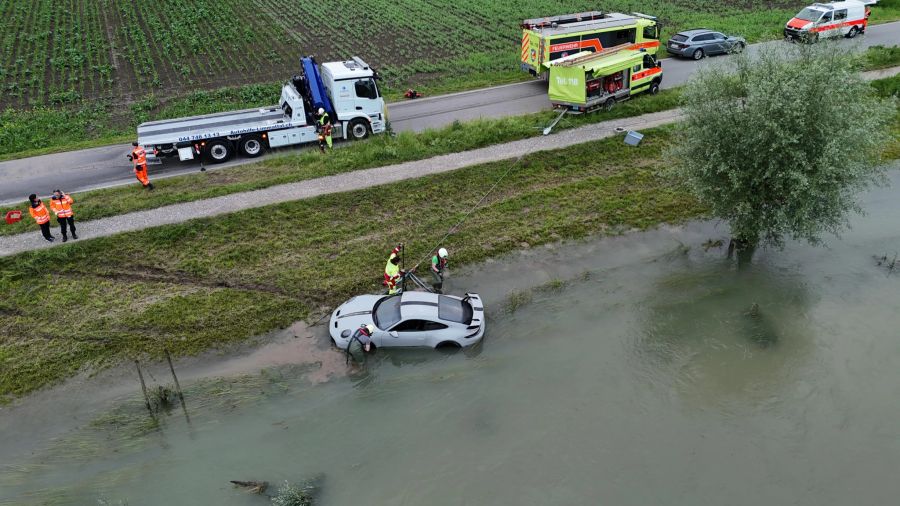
1, 22, 898, 205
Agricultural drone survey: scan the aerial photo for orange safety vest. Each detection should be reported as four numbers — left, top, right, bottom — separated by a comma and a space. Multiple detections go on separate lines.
29, 201, 50, 224
49, 194, 74, 218
131, 146, 147, 166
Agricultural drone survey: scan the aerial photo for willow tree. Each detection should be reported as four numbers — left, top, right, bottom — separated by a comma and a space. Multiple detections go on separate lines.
671, 44, 896, 257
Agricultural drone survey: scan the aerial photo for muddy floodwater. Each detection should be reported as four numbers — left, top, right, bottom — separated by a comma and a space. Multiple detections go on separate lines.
3, 168, 900, 505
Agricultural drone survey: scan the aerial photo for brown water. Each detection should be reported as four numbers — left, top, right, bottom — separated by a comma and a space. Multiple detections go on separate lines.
2, 168, 899, 505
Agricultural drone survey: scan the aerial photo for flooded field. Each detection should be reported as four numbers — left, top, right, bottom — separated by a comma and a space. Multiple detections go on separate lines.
2, 169, 899, 505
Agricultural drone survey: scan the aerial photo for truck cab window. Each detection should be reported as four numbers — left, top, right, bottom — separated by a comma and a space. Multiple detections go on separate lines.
355, 78, 379, 100
643, 54, 655, 68
821, 11, 832, 22
643, 25, 658, 40
834, 9, 847, 21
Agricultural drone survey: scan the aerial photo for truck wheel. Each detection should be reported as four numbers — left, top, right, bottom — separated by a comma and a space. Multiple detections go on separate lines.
206, 139, 233, 163
348, 119, 370, 140
239, 136, 264, 158
846, 26, 859, 39
649, 81, 660, 95
604, 97, 616, 111
692, 48, 704, 60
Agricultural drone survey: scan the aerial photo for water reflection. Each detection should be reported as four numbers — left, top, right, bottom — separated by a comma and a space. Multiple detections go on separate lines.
636, 254, 815, 407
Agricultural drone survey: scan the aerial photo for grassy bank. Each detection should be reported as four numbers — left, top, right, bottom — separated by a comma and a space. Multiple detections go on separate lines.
0, 124, 705, 400
0, 89, 683, 236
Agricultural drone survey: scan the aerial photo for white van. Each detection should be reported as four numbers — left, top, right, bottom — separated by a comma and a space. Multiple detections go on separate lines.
784, 1, 876, 42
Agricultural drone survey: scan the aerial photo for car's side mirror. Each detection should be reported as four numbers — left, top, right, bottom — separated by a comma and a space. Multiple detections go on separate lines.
389, 331, 399, 338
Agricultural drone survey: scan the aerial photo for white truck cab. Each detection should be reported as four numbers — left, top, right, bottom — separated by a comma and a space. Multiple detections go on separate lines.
784, 1, 876, 42
138, 55, 387, 165
320, 57, 387, 139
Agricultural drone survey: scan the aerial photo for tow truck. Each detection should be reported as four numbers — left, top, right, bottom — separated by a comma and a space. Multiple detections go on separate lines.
138, 56, 387, 164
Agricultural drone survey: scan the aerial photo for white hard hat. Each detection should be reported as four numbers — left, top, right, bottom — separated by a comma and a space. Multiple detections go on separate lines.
318, 108, 325, 115
438, 248, 448, 258
365, 324, 375, 334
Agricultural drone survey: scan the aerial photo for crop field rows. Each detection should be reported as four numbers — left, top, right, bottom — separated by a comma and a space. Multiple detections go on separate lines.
0, 0, 895, 110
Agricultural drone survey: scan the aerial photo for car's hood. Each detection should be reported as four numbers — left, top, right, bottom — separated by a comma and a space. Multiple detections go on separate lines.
329, 294, 383, 338
786, 18, 813, 30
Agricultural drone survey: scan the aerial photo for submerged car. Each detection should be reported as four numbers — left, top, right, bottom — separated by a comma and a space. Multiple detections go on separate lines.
329, 291, 485, 350
666, 29, 746, 59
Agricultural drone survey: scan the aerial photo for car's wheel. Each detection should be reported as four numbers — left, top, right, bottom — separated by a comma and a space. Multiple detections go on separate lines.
435, 341, 462, 353
239, 136, 264, 158
205, 139, 233, 163
604, 97, 616, 111
692, 48, 704, 60
649, 81, 660, 95
846, 26, 859, 39
348, 119, 369, 140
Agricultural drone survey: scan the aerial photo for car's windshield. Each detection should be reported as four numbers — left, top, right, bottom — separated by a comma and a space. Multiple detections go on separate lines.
670, 34, 688, 42
795, 8, 823, 22
438, 296, 473, 324
373, 296, 401, 329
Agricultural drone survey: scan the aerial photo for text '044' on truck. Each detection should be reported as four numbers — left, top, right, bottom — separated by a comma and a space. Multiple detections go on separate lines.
138, 56, 387, 164
520, 11, 660, 77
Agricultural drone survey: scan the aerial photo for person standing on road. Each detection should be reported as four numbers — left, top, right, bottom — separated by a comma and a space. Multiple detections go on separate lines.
316, 108, 333, 153
431, 247, 449, 293
49, 189, 77, 242
127, 141, 155, 190
28, 194, 54, 242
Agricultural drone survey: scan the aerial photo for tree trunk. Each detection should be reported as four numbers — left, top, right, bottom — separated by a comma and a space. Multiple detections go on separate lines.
728, 237, 757, 268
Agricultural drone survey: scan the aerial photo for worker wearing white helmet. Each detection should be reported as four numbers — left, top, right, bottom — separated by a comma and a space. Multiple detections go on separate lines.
431, 247, 449, 293
346, 323, 375, 364
316, 107, 332, 153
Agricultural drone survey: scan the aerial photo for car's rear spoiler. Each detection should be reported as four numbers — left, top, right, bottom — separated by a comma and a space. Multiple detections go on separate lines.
464, 293, 484, 338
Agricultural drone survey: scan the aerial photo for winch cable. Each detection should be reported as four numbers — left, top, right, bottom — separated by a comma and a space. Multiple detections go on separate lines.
315, 154, 523, 326
408, 153, 526, 273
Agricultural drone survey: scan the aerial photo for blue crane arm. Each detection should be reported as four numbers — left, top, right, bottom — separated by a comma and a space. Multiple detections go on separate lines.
300, 56, 335, 118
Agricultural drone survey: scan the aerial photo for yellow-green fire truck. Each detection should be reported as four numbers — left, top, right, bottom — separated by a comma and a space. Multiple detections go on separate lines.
521, 11, 660, 77
547, 45, 663, 112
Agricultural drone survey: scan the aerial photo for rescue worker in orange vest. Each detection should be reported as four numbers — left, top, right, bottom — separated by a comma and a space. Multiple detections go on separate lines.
127, 141, 155, 190
28, 193, 54, 242
384, 243, 412, 295
49, 189, 77, 242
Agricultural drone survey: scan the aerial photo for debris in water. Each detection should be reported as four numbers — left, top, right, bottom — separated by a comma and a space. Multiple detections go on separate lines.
702, 238, 724, 251
271, 480, 316, 506
231, 480, 269, 494
873, 253, 897, 275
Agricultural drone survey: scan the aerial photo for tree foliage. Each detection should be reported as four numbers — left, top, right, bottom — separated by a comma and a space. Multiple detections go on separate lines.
671, 44, 896, 249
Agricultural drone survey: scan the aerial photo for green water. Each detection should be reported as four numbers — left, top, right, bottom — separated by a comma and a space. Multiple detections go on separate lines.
3, 170, 900, 505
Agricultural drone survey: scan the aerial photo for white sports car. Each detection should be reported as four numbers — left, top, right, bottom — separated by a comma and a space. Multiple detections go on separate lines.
329, 291, 485, 350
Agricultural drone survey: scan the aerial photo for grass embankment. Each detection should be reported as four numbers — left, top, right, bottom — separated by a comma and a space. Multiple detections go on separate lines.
0, 89, 683, 236
1, 74, 897, 400
0, 124, 705, 400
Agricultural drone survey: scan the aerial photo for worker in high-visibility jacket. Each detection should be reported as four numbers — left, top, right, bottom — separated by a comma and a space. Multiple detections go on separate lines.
431, 247, 449, 293
316, 108, 333, 153
384, 243, 408, 295
49, 189, 77, 242
28, 193, 54, 242
127, 141, 155, 190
